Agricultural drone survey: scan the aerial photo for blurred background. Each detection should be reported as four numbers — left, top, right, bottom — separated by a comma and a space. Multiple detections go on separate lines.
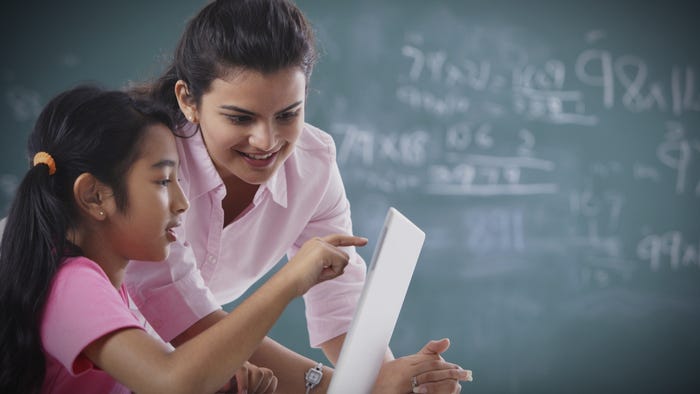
3, 1, 699, 392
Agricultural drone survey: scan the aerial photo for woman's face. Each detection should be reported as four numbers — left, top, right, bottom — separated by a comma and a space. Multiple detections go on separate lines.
194, 67, 306, 186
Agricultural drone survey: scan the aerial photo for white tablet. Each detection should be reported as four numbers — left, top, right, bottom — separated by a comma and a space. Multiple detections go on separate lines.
328, 207, 426, 393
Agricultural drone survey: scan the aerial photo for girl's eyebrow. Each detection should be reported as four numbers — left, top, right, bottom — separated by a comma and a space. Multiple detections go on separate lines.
219, 100, 303, 116
151, 159, 177, 169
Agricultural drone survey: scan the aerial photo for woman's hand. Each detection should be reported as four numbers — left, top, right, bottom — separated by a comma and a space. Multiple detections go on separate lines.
283, 234, 367, 296
372, 339, 472, 394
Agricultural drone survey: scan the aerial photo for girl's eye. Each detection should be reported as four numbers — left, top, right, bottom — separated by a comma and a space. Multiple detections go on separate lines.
156, 179, 172, 187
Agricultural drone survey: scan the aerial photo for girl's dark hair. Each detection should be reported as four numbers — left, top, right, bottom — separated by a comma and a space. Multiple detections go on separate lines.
131, 0, 318, 128
0, 85, 173, 394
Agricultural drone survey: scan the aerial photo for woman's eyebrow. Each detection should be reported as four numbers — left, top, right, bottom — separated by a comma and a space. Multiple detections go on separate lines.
219, 105, 255, 115
219, 100, 303, 116
274, 101, 303, 115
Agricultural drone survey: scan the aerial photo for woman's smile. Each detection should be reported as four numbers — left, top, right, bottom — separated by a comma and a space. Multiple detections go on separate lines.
236, 147, 282, 167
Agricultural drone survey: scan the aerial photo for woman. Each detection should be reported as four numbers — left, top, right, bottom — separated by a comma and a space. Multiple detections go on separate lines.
127, 1, 471, 392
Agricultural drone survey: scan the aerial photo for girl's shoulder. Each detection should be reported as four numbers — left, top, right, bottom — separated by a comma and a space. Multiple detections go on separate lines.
54, 256, 110, 284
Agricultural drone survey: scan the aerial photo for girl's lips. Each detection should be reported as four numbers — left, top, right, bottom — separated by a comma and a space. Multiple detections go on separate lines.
166, 227, 178, 242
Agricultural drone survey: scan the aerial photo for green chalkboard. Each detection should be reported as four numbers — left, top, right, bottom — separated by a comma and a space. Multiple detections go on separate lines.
3, 1, 700, 393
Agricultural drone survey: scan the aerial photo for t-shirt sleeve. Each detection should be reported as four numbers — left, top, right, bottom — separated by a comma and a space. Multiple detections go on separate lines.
289, 137, 368, 348
41, 259, 143, 375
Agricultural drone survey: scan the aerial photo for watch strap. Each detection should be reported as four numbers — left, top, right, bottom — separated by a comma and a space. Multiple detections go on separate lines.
305, 362, 324, 394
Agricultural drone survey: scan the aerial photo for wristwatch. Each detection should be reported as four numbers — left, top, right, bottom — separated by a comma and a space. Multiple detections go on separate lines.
304, 362, 324, 394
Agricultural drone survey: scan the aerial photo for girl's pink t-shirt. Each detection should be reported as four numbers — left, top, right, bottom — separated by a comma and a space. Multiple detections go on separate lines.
41, 256, 142, 393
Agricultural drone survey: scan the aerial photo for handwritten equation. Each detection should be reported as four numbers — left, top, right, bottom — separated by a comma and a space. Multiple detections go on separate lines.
332, 29, 699, 201
327, 25, 699, 279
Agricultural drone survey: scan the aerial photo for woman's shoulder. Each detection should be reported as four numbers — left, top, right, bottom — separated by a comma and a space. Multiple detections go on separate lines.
295, 123, 336, 155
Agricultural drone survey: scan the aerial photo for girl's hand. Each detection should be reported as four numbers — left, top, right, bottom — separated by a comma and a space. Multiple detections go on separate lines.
372, 339, 473, 394
217, 361, 277, 393
284, 234, 367, 296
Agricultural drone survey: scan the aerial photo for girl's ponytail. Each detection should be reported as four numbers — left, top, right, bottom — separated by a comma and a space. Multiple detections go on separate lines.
0, 161, 73, 393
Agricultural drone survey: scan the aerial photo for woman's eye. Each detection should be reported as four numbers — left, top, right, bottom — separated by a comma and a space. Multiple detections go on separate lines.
278, 110, 300, 121
156, 179, 172, 187
226, 114, 251, 124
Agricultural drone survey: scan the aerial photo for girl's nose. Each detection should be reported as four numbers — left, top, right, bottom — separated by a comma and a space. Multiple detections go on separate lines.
172, 180, 189, 214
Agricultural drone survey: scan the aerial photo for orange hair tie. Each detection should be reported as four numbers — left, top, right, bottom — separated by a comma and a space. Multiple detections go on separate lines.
33, 152, 57, 175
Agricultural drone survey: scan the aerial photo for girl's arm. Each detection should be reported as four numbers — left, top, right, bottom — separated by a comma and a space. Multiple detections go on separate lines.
83, 235, 366, 394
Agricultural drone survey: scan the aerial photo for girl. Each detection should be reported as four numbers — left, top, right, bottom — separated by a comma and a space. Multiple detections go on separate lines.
128, 0, 472, 392
0, 85, 367, 394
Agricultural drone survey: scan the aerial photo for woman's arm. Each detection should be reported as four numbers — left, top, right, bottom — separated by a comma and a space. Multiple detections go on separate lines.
248, 337, 334, 394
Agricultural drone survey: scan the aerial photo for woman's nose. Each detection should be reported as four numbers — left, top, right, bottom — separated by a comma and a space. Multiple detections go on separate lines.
248, 123, 277, 151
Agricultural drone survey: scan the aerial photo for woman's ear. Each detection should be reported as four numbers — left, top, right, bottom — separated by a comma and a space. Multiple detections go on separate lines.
174, 80, 199, 123
73, 173, 112, 221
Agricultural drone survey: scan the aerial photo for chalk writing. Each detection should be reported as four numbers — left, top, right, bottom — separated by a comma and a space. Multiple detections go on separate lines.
427, 155, 557, 196
396, 85, 470, 116
570, 188, 625, 229
512, 86, 598, 126
656, 121, 700, 195
671, 66, 700, 116
332, 120, 561, 196
401, 45, 493, 91
444, 121, 494, 151
401, 39, 700, 126
637, 231, 699, 271
633, 163, 661, 182
334, 123, 430, 167
576, 49, 700, 115
462, 208, 525, 253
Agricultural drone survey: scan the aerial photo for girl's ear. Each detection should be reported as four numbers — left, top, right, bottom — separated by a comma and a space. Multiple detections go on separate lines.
72, 173, 112, 221
174, 79, 199, 123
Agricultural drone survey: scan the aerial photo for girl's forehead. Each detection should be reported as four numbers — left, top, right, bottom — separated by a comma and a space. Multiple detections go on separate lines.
135, 124, 178, 161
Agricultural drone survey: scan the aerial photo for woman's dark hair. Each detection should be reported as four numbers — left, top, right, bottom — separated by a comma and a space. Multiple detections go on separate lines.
131, 0, 318, 128
0, 85, 173, 393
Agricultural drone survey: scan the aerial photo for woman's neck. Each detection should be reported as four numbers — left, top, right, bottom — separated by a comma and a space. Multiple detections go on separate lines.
221, 175, 259, 227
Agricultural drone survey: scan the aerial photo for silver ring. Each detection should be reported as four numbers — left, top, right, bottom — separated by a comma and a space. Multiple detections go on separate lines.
411, 375, 418, 390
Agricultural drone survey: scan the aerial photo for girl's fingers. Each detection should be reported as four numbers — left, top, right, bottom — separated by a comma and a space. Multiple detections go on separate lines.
320, 234, 368, 247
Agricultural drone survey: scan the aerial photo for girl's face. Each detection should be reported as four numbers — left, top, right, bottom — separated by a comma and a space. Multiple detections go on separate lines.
193, 67, 306, 186
104, 124, 189, 262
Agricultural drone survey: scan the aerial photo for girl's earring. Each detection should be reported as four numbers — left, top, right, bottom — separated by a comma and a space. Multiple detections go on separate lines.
99, 210, 104, 216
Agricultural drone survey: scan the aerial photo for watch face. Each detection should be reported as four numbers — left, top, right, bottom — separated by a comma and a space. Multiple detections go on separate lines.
307, 369, 322, 384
